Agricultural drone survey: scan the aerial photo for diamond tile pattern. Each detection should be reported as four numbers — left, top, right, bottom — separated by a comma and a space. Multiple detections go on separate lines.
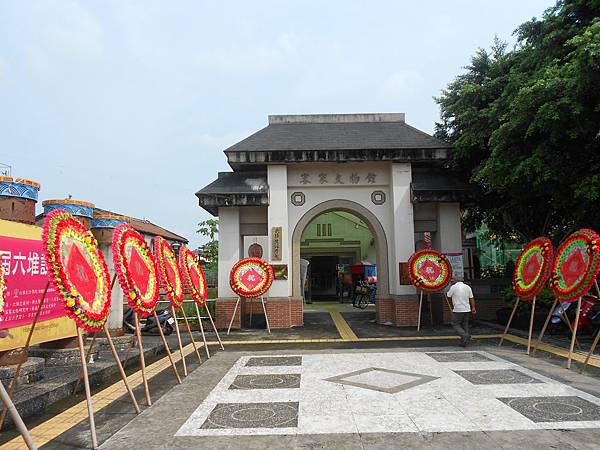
325, 367, 439, 394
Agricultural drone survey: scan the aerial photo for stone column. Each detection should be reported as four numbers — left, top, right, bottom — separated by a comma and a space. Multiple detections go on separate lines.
0, 177, 41, 366
215, 207, 241, 329
267, 165, 291, 298
91, 214, 128, 335
379, 163, 418, 327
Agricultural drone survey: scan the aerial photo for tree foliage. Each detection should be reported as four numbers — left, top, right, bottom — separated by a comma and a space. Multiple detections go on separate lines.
197, 219, 219, 266
435, 0, 600, 243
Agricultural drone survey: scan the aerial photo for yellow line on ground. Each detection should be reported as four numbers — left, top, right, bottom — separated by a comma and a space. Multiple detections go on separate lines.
203, 334, 502, 346
327, 310, 359, 341
4, 343, 196, 450
501, 334, 600, 369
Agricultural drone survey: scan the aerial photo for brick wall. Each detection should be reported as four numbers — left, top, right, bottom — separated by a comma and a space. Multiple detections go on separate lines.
215, 299, 241, 329
377, 298, 396, 324
476, 297, 505, 322
394, 298, 419, 327
0, 197, 36, 224
291, 298, 304, 327
442, 298, 453, 324
376, 297, 420, 327
215, 297, 304, 330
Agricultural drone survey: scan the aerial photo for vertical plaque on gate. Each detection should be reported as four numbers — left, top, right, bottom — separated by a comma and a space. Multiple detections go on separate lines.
271, 227, 282, 261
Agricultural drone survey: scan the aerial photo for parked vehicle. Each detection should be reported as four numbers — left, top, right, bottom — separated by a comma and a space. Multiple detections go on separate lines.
550, 294, 600, 336
123, 307, 174, 335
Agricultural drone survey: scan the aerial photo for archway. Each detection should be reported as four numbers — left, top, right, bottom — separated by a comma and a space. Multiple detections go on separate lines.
292, 199, 389, 301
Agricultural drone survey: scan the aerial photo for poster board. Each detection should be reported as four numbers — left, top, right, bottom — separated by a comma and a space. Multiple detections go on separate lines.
444, 253, 464, 281
0, 219, 76, 351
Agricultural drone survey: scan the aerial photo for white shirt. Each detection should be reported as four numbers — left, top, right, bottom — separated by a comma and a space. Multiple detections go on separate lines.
447, 281, 473, 313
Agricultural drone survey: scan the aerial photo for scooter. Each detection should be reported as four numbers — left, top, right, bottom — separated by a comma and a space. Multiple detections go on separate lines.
550, 294, 600, 336
123, 307, 174, 335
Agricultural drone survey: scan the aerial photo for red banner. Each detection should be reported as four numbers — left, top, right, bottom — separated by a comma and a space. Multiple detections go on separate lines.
0, 236, 66, 328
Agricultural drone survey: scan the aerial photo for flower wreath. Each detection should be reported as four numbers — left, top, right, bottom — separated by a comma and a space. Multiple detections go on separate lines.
154, 236, 184, 307
0, 264, 6, 320
407, 249, 453, 293
550, 228, 600, 302
229, 257, 274, 298
112, 224, 159, 317
178, 246, 208, 306
513, 237, 553, 301
42, 209, 111, 332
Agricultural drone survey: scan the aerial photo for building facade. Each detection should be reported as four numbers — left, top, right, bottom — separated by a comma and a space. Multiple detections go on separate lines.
197, 113, 469, 329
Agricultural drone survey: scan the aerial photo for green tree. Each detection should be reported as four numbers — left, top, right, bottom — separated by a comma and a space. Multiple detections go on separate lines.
435, 0, 600, 243
197, 219, 219, 266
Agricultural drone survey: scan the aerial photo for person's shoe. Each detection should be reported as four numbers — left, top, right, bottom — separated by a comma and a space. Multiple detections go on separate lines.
464, 335, 472, 347
459, 336, 467, 347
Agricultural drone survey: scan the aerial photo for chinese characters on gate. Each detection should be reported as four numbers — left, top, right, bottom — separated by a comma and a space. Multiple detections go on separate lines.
299, 172, 378, 185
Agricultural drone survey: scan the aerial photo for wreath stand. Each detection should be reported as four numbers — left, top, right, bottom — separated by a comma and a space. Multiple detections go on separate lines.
174, 303, 203, 364
579, 281, 600, 374
72, 275, 141, 412
194, 302, 224, 359
498, 296, 538, 355
170, 304, 188, 377
0, 380, 36, 449
532, 297, 583, 369
0, 282, 49, 431
227, 296, 271, 335
416, 291, 435, 331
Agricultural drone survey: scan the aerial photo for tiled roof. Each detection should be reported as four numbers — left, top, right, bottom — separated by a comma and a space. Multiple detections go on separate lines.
94, 208, 188, 243
224, 116, 451, 153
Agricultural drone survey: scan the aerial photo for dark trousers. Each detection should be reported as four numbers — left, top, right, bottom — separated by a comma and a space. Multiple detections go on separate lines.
452, 312, 470, 341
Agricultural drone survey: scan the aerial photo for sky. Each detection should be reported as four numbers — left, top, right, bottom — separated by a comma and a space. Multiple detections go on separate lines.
0, 0, 554, 248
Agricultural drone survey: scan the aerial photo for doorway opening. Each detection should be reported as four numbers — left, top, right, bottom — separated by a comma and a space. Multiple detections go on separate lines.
300, 210, 377, 304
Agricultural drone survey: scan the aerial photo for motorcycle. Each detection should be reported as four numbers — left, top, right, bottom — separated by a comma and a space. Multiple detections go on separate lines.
550, 294, 600, 336
123, 307, 174, 335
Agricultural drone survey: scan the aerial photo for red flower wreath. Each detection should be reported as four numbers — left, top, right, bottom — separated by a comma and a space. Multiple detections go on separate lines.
42, 209, 111, 332
178, 246, 208, 305
550, 228, 600, 302
112, 224, 159, 317
229, 257, 274, 298
407, 249, 453, 293
154, 236, 184, 307
513, 237, 553, 301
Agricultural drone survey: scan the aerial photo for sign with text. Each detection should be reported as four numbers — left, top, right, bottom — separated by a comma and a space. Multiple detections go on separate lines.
288, 163, 390, 188
271, 227, 282, 261
444, 253, 464, 280
0, 219, 76, 351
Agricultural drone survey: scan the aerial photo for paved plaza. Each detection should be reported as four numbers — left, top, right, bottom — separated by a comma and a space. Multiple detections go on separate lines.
100, 346, 600, 449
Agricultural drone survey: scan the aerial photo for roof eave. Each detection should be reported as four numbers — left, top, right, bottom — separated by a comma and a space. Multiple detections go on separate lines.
196, 192, 269, 217
226, 147, 452, 169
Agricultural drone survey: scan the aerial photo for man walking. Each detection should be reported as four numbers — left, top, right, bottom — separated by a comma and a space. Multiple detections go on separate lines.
446, 277, 476, 346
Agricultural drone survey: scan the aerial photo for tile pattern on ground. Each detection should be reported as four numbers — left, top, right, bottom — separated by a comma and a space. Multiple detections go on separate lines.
245, 356, 302, 367
200, 402, 299, 429
325, 367, 439, 394
177, 350, 600, 437
455, 369, 543, 385
426, 351, 493, 362
499, 396, 600, 423
229, 374, 301, 390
